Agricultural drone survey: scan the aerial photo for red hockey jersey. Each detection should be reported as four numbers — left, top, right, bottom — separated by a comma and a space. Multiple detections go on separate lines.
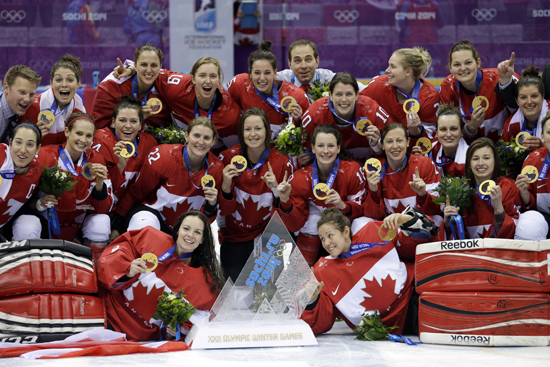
36, 144, 115, 241
97, 227, 218, 341
501, 100, 549, 142
115, 144, 224, 228
521, 147, 550, 215
363, 154, 441, 220
227, 73, 309, 136
218, 146, 293, 242
91, 128, 157, 202
360, 74, 440, 139
0, 144, 43, 228
439, 68, 518, 142
302, 96, 390, 161
21, 88, 85, 146
429, 138, 468, 177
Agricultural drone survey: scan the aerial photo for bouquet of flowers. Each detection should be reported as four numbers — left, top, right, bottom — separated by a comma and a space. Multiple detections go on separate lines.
272, 123, 307, 156
151, 289, 196, 331
497, 138, 529, 171
432, 175, 475, 215
353, 311, 398, 341
308, 79, 331, 101
39, 165, 77, 197
145, 125, 187, 145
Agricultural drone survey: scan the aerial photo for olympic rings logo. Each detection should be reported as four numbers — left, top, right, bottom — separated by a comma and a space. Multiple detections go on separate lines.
355, 57, 379, 69
28, 59, 53, 71
142, 10, 168, 23
274, 240, 286, 258
471, 8, 497, 21
1, 10, 26, 23
333, 10, 359, 23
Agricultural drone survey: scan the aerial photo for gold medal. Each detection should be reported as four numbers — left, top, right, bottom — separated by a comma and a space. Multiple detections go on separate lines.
313, 183, 330, 200
201, 174, 215, 189
231, 155, 247, 172
365, 158, 382, 174
521, 165, 539, 183
355, 118, 372, 136
141, 253, 158, 272
38, 110, 55, 128
378, 225, 396, 241
81, 163, 96, 180
280, 96, 297, 112
146, 98, 163, 115
120, 141, 136, 158
515, 131, 531, 150
472, 96, 489, 112
416, 137, 432, 155
0, 176, 2, 186
403, 99, 420, 114
479, 180, 496, 195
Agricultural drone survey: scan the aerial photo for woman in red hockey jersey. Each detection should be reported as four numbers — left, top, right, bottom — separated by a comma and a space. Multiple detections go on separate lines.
91, 43, 170, 129
98, 211, 225, 341
218, 107, 293, 281
360, 47, 439, 140
301, 207, 441, 335
302, 72, 388, 162
439, 40, 519, 143
227, 40, 309, 137
273, 124, 365, 265
0, 123, 43, 240
22, 54, 85, 146
444, 137, 520, 239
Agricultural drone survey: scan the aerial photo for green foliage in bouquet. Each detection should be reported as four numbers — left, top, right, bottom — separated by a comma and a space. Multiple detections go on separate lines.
433, 175, 475, 215
39, 165, 77, 197
151, 289, 196, 331
308, 79, 331, 101
498, 138, 529, 171
145, 125, 187, 145
272, 123, 307, 156
353, 311, 398, 341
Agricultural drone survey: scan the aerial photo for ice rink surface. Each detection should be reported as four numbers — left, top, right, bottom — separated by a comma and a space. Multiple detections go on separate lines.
2, 322, 550, 367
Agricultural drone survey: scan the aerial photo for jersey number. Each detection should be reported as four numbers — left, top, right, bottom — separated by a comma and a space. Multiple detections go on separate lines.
167, 75, 182, 85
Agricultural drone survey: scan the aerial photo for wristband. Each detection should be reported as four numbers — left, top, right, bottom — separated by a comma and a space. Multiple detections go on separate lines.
36, 199, 47, 212
270, 184, 280, 198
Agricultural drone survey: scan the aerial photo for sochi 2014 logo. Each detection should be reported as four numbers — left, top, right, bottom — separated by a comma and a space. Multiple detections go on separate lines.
471, 8, 497, 22
333, 10, 359, 23
0, 10, 26, 23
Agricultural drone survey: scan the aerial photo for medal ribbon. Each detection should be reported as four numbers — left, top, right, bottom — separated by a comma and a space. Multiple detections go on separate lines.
254, 83, 285, 114
47, 89, 71, 117
538, 152, 550, 181
157, 244, 193, 262
521, 117, 536, 135
450, 214, 465, 240
388, 334, 422, 345
58, 145, 87, 177
311, 157, 340, 192
457, 70, 483, 117
338, 241, 390, 258
244, 148, 270, 171
131, 73, 154, 105
47, 205, 61, 237
183, 146, 208, 190
380, 155, 408, 181
114, 131, 139, 157
327, 98, 366, 135
395, 78, 422, 103
194, 93, 216, 120
475, 182, 492, 206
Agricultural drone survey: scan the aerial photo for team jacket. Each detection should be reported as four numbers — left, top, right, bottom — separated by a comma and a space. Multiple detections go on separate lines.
91, 71, 170, 130
275, 159, 365, 235
428, 138, 468, 177
97, 227, 218, 341
501, 100, 550, 142
218, 146, 293, 242
227, 73, 310, 136
115, 144, 224, 228
302, 96, 390, 161
91, 128, 157, 202
363, 154, 441, 220
360, 74, 440, 139
0, 144, 43, 228
36, 143, 115, 241
439, 68, 519, 142
22, 88, 85, 146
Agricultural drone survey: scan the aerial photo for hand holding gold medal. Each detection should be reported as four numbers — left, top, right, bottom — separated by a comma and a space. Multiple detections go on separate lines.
280, 96, 297, 113
478, 179, 496, 195
472, 96, 489, 113
415, 137, 432, 155
146, 98, 163, 115
355, 118, 372, 136
81, 163, 96, 180
313, 183, 330, 200
521, 165, 539, 183
365, 158, 382, 173
120, 141, 136, 158
403, 99, 420, 114
141, 253, 158, 272
38, 110, 55, 128
231, 155, 247, 172
201, 174, 215, 189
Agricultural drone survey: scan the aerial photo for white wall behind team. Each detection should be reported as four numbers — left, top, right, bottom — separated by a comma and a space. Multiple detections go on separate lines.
169, 0, 234, 78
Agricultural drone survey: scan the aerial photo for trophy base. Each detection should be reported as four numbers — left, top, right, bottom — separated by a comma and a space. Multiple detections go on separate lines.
185, 319, 318, 349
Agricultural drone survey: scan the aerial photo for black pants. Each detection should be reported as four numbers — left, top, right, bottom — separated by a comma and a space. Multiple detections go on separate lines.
220, 239, 255, 283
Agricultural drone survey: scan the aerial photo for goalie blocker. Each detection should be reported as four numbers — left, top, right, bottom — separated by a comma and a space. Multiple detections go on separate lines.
415, 238, 550, 293
419, 291, 550, 346
0, 294, 106, 343
0, 239, 98, 297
